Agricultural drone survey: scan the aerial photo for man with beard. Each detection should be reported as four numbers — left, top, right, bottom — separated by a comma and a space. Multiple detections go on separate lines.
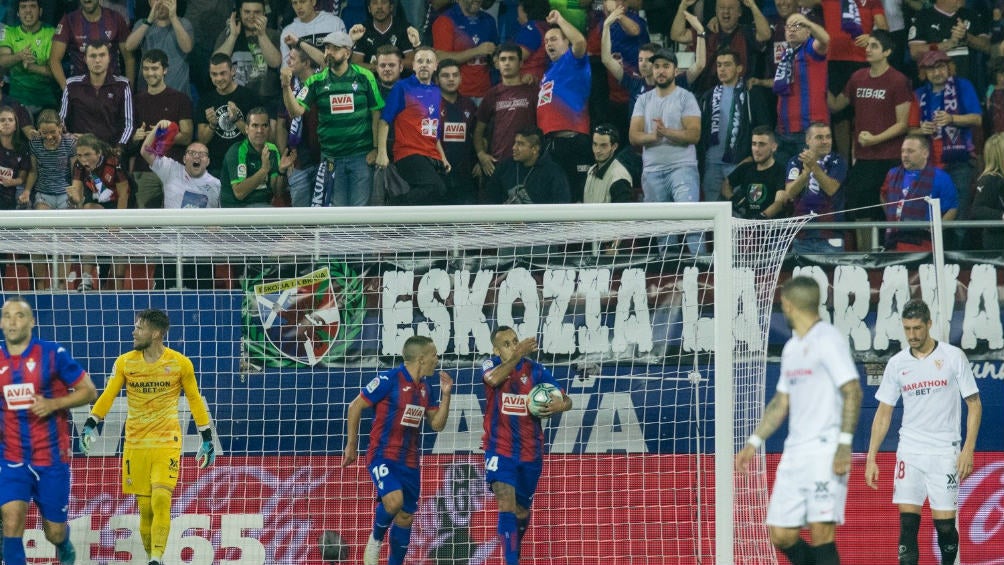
880, 135, 958, 251
583, 123, 632, 204
213, 0, 283, 114
127, 49, 194, 209
723, 125, 787, 219
283, 30, 383, 207
376, 46, 451, 205
196, 53, 260, 178
486, 127, 569, 204
783, 122, 848, 254
629, 48, 702, 254
351, 0, 417, 69
80, 308, 217, 565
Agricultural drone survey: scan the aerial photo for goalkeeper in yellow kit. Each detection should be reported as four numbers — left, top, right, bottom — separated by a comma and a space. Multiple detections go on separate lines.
79, 309, 216, 565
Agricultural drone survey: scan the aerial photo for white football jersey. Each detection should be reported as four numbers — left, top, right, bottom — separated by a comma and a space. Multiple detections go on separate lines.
876, 341, 978, 455
777, 322, 860, 451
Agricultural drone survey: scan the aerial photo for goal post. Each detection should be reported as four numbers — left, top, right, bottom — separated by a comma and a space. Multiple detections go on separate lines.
0, 204, 808, 565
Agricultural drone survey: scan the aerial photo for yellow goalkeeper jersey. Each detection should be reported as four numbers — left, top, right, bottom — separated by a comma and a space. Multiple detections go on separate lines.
92, 348, 211, 449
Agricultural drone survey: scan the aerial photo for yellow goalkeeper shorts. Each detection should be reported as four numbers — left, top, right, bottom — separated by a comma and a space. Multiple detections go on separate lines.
122, 446, 182, 495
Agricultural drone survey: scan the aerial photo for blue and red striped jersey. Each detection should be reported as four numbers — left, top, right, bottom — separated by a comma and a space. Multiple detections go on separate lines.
361, 364, 439, 468
382, 75, 443, 162
537, 49, 591, 136
1, 338, 87, 466
480, 356, 562, 462
431, 4, 498, 98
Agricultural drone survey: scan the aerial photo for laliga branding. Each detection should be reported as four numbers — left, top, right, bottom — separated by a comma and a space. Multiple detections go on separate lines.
380, 263, 1004, 356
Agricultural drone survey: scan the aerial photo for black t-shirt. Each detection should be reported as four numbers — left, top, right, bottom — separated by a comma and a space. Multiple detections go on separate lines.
196, 85, 261, 174
908, 7, 989, 82
353, 18, 415, 64
727, 160, 787, 219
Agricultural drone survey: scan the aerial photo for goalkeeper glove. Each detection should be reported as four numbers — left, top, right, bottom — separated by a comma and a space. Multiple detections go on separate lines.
80, 416, 99, 456
196, 428, 216, 469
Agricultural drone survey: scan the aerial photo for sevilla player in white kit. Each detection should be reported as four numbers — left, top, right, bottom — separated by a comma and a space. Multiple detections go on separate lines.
736, 276, 863, 565
865, 299, 982, 565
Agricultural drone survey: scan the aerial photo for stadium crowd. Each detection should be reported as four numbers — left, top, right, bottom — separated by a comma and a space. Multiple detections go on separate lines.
0, 0, 1003, 271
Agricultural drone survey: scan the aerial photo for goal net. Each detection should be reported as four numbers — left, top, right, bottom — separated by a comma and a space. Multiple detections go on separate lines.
0, 204, 808, 565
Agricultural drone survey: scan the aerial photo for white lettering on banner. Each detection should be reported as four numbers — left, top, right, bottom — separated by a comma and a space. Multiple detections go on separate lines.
400, 403, 425, 427
971, 362, 1004, 381
379, 264, 1004, 355
3, 382, 35, 410
957, 461, 1004, 557
501, 392, 528, 416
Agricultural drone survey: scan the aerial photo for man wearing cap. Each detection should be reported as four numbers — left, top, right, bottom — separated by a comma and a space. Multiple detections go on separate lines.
282, 30, 383, 207
629, 47, 702, 254
911, 50, 981, 233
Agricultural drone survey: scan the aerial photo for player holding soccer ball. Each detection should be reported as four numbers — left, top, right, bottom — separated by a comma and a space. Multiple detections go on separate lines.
80, 309, 217, 565
865, 299, 981, 565
736, 277, 862, 565
343, 335, 453, 565
480, 326, 572, 565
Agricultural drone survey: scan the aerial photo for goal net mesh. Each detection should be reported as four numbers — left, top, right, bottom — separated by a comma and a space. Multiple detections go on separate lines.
0, 208, 808, 565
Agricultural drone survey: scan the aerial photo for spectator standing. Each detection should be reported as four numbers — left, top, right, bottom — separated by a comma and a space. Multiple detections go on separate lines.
22, 110, 73, 211
280, 0, 346, 64
908, 0, 991, 92
49, 0, 134, 89
970, 132, 1004, 250
912, 50, 980, 224
374, 44, 405, 97
723, 125, 788, 219
276, 45, 321, 206
774, 12, 830, 164
784, 122, 849, 254
214, 1, 283, 114
513, 0, 550, 81
186, 0, 232, 97
282, 31, 383, 207
59, 41, 133, 149
671, 0, 770, 95
583, 123, 633, 204
474, 43, 537, 183
881, 134, 959, 251
376, 46, 451, 205
351, 0, 417, 69
700, 50, 763, 203
127, 49, 193, 209
437, 59, 478, 204
829, 29, 912, 250
486, 126, 569, 203
537, 9, 591, 202
220, 107, 294, 207
124, 0, 194, 95
0, 0, 60, 115
431, 0, 498, 102
629, 48, 702, 253
196, 53, 261, 178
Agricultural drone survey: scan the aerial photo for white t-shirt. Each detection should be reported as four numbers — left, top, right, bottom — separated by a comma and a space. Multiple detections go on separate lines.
631, 85, 700, 171
152, 157, 222, 209
280, 11, 347, 62
876, 341, 978, 455
776, 321, 860, 451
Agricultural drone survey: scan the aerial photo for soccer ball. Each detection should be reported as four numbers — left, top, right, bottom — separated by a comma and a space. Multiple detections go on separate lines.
526, 383, 561, 418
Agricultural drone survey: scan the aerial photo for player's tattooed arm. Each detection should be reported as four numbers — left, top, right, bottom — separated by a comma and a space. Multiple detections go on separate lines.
959, 393, 982, 481
753, 392, 789, 441
839, 379, 863, 437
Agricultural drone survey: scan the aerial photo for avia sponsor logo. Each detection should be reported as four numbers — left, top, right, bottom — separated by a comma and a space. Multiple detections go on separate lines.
400, 403, 425, 427
444, 122, 466, 143
3, 382, 35, 410
500, 392, 528, 416
901, 379, 948, 393
329, 93, 354, 114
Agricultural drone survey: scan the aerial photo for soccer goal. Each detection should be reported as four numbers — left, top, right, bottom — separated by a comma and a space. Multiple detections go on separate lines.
0, 204, 808, 565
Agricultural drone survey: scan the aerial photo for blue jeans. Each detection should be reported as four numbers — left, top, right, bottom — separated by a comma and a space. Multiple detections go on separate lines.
288, 164, 318, 207
313, 154, 372, 207
642, 165, 704, 255
702, 158, 738, 203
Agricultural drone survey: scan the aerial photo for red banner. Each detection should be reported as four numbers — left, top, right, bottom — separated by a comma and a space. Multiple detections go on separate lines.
14, 453, 1003, 564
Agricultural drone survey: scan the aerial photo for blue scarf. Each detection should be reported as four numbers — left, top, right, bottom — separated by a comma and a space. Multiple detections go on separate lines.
709, 80, 746, 164
918, 77, 973, 163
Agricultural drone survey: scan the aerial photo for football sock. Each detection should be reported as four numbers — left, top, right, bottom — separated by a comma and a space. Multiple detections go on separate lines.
499, 511, 519, 565
387, 523, 411, 565
778, 537, 813, 565
3, 536, 26, 565
899, 512, 921, 565
137, 494, 153, 555
56, 524, 72, 553
517, 516, 530, 558
811, 541, 839, 565
934, 518, 959, 565
151, 487, 173, 559
373, 503, 393, 541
